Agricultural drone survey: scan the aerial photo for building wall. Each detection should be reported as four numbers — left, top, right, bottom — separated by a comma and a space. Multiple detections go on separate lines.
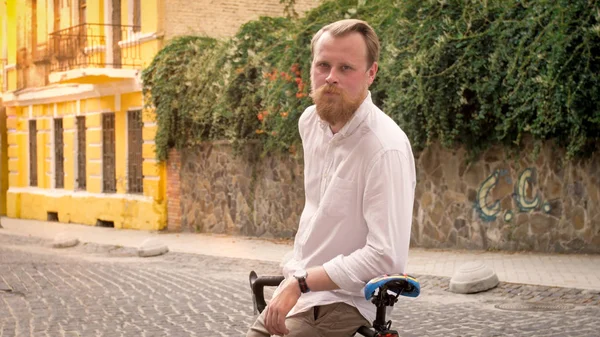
4, 92, 166, 229
163, 0, 322, 39
1, 0, 167, 230
3, 0, 326, 230
2, 0, 18, 92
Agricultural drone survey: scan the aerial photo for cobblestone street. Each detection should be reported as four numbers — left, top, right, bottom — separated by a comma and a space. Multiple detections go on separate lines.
1, 235, 599, 337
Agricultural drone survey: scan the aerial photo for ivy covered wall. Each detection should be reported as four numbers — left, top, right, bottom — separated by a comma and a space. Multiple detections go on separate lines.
143, 0, 600, 161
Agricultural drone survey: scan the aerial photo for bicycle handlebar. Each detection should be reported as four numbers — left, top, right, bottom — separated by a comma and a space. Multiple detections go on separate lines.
249, 272, 284, 314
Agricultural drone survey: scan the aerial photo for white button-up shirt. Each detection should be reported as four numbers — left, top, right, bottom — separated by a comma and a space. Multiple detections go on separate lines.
280, 92, 417, 324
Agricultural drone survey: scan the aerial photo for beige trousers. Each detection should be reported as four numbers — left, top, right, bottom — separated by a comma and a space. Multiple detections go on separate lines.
246, 302, 370, 337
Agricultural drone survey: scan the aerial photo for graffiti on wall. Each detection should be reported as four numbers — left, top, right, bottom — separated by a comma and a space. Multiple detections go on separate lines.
475, 168, 552, 222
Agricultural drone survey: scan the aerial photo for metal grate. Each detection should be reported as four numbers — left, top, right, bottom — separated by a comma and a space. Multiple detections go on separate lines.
76, 116, 86, 190
102, 113, 116, 193
54, 118, 64, 188
29, 120, 38, 186
127, 110, 143, 194
495, 302, 574, 312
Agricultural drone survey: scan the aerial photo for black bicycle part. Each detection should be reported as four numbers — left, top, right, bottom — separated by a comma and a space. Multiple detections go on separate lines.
249, 271, 285, 315
248, 271, 412, 336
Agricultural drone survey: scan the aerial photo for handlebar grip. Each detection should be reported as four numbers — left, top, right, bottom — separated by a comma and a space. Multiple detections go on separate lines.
253, 276, 286, 288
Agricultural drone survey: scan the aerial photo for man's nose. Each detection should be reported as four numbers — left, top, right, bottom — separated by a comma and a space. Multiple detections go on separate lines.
325, 69, 338, 85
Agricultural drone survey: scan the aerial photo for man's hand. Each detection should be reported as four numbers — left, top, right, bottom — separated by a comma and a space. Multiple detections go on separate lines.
263, 267, 338, 335
264, 277, 301, 336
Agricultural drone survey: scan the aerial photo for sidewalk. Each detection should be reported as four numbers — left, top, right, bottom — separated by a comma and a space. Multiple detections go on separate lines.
1, 217, 599, 291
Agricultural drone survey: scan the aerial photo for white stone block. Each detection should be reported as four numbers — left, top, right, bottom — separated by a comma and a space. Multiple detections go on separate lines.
52, 232, 79, 248
449, 261, 499, 294
138, 238, 169, 257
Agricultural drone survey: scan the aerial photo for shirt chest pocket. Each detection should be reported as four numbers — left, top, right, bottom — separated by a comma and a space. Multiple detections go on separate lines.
321, 176, 357, 218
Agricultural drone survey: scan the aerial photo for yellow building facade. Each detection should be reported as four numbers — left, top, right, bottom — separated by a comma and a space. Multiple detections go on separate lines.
0, 0, 167, 230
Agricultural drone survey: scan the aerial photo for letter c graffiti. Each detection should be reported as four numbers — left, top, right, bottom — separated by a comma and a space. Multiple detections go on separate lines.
476, 168, 546, 222
476, 171, 501, 221
514, 168, 540, 211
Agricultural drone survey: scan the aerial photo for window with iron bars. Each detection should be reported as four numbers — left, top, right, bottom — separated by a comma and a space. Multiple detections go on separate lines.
29, 120, 38, 187
76, 116, 86, 190
102, 113, 116, 193
54, 118, 64, 188
127, 110, 143, 194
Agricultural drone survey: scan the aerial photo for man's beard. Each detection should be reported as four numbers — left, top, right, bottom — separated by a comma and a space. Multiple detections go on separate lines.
310, 84, 365, 127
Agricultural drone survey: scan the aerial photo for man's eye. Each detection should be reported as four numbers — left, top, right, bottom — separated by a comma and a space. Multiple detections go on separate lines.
342, 66, 352, 71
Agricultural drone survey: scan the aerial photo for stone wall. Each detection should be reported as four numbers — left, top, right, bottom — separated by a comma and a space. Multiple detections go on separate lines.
170, 140, 600, 253
177, 141, 304, 238
414, 142, 599, 253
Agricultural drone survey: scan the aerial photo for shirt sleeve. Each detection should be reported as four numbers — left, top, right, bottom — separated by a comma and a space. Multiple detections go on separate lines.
322, 148, 416, 292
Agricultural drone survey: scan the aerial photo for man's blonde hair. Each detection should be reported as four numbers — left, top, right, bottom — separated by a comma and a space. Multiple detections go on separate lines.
310, 19, 380, 68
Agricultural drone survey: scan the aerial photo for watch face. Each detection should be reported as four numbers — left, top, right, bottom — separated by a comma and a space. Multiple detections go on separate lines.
294, 269, 307, 278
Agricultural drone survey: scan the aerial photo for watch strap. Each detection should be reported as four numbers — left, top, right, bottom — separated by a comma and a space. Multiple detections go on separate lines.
297, 276, 310, 293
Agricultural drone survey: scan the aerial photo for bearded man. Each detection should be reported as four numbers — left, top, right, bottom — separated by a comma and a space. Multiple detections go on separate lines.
247, 19, 417, 337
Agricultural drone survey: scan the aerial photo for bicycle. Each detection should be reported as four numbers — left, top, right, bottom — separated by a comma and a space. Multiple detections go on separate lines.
249, 271, 420, 337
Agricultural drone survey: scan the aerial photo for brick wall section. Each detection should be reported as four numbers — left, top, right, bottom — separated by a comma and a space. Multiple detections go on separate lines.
164, 0, 322, 39
166, 148, 182, 231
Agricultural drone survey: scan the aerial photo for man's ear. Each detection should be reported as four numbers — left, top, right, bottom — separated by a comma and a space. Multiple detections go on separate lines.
367, 62, 378, 85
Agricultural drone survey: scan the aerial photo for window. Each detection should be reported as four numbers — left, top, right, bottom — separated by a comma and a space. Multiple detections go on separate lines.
76, 116, 86, 190
102, 113, 116, 193
29, 120, 38, 187
127, 110, 143, 194
133, 0, 141, 32
54, 118, 64, 188
78, 0, 86, 25
53, 0, 61, 32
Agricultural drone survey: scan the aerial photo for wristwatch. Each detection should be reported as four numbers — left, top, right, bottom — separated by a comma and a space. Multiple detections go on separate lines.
293, 269, 310, 293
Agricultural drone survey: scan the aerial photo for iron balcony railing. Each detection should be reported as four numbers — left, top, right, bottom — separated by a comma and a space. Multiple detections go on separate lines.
49, 23, 141, 72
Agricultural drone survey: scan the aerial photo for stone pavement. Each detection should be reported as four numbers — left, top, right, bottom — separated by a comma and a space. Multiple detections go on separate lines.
1, 217, 599, 291
1, 231, 599, 337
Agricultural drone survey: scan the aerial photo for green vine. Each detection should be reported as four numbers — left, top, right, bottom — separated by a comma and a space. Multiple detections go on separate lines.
280, 0, 299, 18
143, 0, 600, 161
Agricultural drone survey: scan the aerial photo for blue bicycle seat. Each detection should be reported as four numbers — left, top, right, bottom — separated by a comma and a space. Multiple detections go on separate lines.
364, 274, 420, 300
